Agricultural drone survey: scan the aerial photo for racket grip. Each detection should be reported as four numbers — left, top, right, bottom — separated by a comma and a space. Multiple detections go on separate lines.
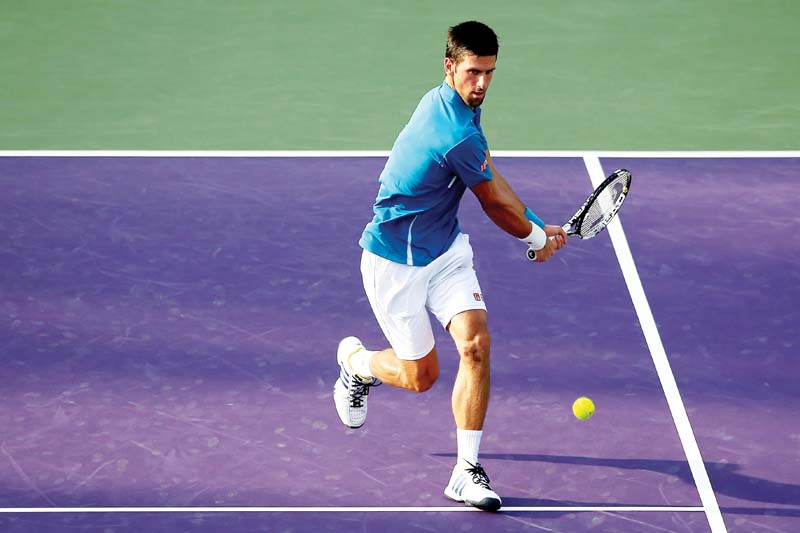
526, 236, 555, 261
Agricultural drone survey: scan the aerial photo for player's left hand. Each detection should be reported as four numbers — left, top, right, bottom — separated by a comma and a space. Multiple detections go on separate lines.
544, 225, 568, 249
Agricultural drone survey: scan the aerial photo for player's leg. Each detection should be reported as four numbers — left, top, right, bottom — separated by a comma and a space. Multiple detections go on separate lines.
443, 309, 500, 511
368, 345, 439, 392
448, 309, 490, 431
334, 338, 438, 430
427, 234, 501, 511
426, 235, 491, 433
357, 246, 441, 392
357, 246, 440, 391
334, 249, 440, 428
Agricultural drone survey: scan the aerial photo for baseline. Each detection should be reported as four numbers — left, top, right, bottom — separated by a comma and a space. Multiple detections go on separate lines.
0, 506, 706, 514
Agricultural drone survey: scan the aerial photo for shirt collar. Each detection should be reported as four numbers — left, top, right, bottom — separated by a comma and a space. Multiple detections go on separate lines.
440, 81, 481, 119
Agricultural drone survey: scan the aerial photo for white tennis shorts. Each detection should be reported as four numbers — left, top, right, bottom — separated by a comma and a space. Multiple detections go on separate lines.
360, 233, 487, 360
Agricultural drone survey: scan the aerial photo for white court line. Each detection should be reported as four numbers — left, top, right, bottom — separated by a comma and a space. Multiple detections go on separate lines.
0, 150, 798, 158
0, 506, 705, 514
583, 156, 727, 533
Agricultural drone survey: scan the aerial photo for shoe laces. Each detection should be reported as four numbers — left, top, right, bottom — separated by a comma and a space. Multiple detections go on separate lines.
348, 375, 380, 408
463, 461, 492, 490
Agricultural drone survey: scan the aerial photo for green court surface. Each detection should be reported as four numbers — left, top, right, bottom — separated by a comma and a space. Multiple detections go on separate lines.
1, 0, 798, 150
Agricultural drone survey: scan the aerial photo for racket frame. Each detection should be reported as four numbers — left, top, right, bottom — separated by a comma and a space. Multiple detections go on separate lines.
526, 168, 631, 261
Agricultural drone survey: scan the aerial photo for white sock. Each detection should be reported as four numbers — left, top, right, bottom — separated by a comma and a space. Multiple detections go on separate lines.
349, 349, 376, 379
457, 429, 482, 466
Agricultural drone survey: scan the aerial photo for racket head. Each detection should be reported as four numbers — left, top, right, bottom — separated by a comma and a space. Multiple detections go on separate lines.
567, 168, 631, 239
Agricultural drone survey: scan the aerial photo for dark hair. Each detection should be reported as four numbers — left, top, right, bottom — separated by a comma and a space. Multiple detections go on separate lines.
446, 21, 499, 62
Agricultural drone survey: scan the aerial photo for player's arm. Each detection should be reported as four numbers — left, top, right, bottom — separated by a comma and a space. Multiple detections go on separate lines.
470, 151, 566, 261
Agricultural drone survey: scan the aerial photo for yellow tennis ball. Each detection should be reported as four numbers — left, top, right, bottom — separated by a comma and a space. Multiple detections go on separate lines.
572, 396, 595, 420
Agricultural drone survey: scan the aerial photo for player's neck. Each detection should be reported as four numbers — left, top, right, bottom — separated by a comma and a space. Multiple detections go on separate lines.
444, 78, 478, 111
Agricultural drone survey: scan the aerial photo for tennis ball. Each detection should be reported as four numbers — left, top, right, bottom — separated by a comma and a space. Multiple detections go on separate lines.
572, 396, 595, 420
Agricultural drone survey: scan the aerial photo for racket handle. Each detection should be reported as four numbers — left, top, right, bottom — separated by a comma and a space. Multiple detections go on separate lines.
526, 236, 555, 261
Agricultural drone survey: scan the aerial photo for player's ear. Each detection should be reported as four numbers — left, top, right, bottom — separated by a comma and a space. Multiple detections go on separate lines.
444, 57, 455, 76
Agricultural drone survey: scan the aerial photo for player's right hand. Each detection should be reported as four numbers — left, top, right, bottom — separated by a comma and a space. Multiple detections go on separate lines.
532, 225, 567, 262
544, 224, 568, 249
532, 237, 557, 262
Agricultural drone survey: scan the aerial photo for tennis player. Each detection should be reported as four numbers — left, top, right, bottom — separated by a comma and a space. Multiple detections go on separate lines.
333, 21, 567, 512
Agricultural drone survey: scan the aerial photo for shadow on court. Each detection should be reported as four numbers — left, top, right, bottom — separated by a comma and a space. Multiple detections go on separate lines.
432, 452, 800, 513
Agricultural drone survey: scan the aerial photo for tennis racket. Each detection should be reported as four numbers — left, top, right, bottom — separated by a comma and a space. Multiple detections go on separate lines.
527, 168, 632, 261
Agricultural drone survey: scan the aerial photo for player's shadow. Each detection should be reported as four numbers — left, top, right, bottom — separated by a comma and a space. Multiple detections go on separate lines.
431, 452, 800, 515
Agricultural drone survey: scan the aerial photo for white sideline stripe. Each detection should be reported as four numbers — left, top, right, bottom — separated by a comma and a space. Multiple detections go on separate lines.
0, 150, 798, 158
0, 506, 705, 514
583, 156, 728, 533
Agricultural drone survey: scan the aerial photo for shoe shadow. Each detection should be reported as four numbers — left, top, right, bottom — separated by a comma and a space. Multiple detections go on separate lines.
497, 499, 800, 519
431, 452, 800, 511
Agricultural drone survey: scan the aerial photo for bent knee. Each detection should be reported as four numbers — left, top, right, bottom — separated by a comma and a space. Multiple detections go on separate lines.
410, 365, 439, 393
404, 347, 439, 392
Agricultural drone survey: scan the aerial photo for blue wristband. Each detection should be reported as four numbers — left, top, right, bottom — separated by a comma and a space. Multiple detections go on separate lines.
524, 207, 545, 229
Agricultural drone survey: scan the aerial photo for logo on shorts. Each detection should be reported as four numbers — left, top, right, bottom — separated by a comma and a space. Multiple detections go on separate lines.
473, 292, 483, 301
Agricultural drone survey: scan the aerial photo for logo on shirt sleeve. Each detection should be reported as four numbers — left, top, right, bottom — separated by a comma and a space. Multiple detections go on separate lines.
473, 292, 483, 301
480, 159, 489, 172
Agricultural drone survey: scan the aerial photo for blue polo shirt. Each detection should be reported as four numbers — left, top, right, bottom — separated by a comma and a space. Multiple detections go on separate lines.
359, 82, 493, 266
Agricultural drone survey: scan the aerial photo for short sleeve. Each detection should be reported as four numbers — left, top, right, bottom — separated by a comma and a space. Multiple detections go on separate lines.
444, 132, 492, 188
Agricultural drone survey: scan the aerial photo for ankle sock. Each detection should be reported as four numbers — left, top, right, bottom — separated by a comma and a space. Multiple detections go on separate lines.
349, 349, 376, 378
457, 429, 482, 466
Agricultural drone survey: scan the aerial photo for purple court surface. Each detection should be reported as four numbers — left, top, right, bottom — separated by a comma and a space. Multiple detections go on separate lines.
0, 154, 798, 532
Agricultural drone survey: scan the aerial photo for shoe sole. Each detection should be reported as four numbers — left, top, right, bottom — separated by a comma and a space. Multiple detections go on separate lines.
444, 488, 502, 512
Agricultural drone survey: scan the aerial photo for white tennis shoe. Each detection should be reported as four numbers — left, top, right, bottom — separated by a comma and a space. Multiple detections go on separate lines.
444, 460, 502, 512
334, 336, 380, 429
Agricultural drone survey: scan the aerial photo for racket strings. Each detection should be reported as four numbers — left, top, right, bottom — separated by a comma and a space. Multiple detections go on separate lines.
579, 175, 628, 237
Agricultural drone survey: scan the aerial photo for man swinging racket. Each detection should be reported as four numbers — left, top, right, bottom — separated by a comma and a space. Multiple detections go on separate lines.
333, 20, 567, 512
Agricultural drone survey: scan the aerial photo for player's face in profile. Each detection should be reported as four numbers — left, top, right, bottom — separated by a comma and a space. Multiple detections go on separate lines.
445, 54, 496, 108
